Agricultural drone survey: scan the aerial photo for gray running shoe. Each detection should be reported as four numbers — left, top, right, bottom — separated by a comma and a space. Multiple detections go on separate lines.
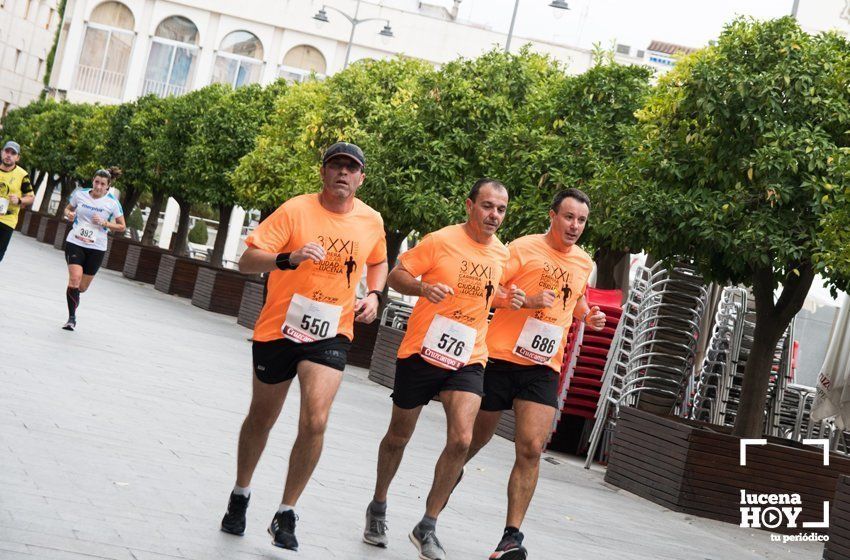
62, 318, 76, 331
409, 527, 446, 560
362, 505, 388, 547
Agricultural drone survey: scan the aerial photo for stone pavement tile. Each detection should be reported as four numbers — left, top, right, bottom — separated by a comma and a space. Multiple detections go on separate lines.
1, 236, 825, 560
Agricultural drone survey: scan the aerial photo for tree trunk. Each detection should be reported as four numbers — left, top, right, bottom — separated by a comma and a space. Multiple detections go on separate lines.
31, 169, 45, 192
141, 191, 166, 245
120, 185, 142, 219
170, 198, 192, 257
38, 175, 56, 214
732, 263, 815, 438
386, 229, 409, 273
260, 207, 275, 222
593, 247, 630, 291
382, 228, 410, 303
54, 176, 75, 218
210, 203, 232, 268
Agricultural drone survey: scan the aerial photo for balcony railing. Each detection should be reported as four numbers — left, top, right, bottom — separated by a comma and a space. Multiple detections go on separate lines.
141, 79, 187, 98
74, 64, 126, 98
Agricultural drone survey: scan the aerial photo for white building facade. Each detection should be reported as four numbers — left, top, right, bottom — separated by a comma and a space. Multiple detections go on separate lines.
0, 0, 62, 116
44, 0, 676, 106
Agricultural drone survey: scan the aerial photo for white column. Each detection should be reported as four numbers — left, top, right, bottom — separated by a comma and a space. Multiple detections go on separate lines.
157, 197, 179, 249
32, 173, 50, 210
55, 0, 89, 92
223, 205, 246, 265
123, 0, 155, 100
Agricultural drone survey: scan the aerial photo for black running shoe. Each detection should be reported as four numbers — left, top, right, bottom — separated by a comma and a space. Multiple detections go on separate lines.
489, 531, 527, 559
220, 492, 249, 536
268, 510, 299, 551
62, 318, 76, 331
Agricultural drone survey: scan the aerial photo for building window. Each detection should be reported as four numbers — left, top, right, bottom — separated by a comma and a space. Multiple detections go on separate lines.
14, 49, 22, 72
23, 0, 30, 19
142, 16, 200, 97
211, 30, 263, 88
2, 101, 10, 118
46, 7, 54, 29
73, 1, 135, 98
36, 57, 43, 78
278, 45, 326, 84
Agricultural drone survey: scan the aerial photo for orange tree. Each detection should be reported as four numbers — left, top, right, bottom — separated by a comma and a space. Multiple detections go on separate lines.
616, 17, 850, 437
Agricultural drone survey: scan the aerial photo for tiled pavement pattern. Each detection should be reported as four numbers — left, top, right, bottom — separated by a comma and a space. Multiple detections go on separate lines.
0, 236, 821, 559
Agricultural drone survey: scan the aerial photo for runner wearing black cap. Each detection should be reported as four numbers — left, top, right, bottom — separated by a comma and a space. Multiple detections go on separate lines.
0, 141, 34, 263
219, 142, 388, 552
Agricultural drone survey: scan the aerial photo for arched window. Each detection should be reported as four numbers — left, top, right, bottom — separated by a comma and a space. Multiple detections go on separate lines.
142, 16, 200, 97
279, 45, 326, 84
211, 31, 264, 88
74, 1, 134, 98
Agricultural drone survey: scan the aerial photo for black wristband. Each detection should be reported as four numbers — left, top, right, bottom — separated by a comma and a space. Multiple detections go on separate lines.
275, 252, 296, 270
367, 289, 384, 305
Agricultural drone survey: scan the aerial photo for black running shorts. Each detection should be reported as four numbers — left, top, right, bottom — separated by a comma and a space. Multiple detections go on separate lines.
252, 335, 351, 384
391, 353, 485, 409
480, 358, 560, 411
64, 243, 105, 276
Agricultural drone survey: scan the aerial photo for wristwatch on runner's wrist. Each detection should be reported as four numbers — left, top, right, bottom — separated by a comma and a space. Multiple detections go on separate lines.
275, 252, 297, 270
367, 290, 383, 305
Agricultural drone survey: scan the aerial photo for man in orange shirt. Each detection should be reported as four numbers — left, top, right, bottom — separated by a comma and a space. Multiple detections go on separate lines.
362, 179, 524, 560
468, 188, 605, 560
220, 142, 388, 551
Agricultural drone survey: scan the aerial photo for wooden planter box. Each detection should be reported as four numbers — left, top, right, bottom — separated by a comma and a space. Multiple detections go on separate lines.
53, 221, 69, 250
123, 243, 168, 284
14, 207, 26, 232
605, 407, 849, 534
825, 476, 850, 559
237, 279, 265, 329
103, 236, 133, 271
155, 255, 212, 298
36, 216, 59, 244
21, 211, 42, 237
191, 267, 257, 316
368, 325, 405, 389
349, 320, 380, 369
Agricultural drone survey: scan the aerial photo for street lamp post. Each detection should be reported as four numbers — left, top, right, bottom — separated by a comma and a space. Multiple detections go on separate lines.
314, 1, 394, 69
505, 0, 570, 53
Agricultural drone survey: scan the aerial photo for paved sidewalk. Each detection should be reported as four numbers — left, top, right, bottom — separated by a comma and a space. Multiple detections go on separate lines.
0, 235, 823, 560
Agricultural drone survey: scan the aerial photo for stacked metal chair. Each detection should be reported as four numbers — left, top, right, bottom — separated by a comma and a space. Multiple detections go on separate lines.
619, 264, 710, 416
690, 287, 748, 424
777, 383, 817, 441
583, 264, 652, 467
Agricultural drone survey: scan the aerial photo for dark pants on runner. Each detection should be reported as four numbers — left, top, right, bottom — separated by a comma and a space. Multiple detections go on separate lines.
0, 223, 14, 263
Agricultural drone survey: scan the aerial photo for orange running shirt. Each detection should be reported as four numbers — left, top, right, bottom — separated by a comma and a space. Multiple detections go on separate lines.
247, 193, 387, 343
396, 224, 510, 369
486, 234, 594, 372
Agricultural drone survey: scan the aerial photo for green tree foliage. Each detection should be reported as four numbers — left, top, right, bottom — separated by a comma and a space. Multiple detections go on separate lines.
27, 101, 96, 216
134, 86, 229, 255
617, 17, 850, 437
188, 219, 209, 245
232, 79, 329, 212
126, 207, 144, 232
186, 81, 286, 266
308, 57, 435, 267
91, 98, 158, 221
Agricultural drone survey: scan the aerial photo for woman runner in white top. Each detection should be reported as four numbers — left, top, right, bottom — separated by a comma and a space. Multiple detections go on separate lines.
61, 168, 125, 331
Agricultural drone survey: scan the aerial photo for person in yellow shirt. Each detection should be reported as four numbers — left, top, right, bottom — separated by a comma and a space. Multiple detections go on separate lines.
363, 179, 524, 560
219, 142, 388, 552
0, 141, 34, 263
467, 188, 606, 560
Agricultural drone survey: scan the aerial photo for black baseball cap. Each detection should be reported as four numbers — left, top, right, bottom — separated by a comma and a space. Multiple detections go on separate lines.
322, 142, 365, 169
